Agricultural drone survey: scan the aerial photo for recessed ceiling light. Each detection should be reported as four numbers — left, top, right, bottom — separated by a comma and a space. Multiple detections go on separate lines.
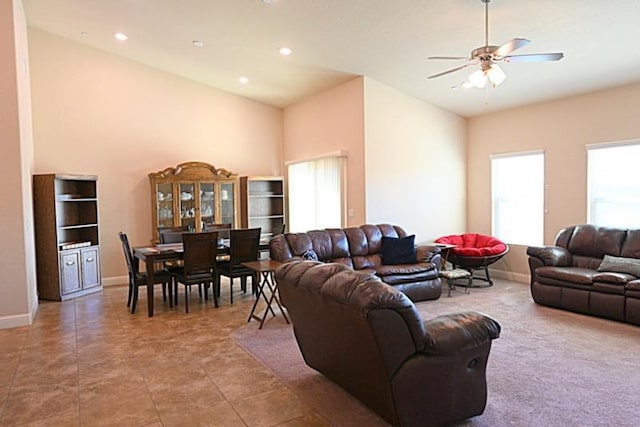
81, 32, 89, 37
278, 47, 292, 56
192, 40, 204, 47
239, 76, 249, 85
114, 32, 128, 41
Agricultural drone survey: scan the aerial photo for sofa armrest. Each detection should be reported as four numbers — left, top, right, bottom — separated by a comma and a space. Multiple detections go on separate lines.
422, 312, 500, 355
526, 246, 572, 267
416, 245, 441, 263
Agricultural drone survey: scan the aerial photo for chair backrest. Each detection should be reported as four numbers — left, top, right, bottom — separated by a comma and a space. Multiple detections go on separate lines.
182, 232, 218, 275
158, 226, 189, 243
229, 228, 261, 266
118, 232, 138, 276
203, 222, 231, 240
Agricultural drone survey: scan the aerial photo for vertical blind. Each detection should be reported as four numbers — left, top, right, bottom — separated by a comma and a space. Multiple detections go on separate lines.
491, 151, 544, 246
287, 156, 344, 233
587, 142, 640, 228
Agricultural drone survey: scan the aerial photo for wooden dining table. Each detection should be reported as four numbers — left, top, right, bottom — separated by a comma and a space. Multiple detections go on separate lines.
133, 240, 270, 317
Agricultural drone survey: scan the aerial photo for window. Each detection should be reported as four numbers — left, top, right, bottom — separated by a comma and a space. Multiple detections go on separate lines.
287, 155, 345, 232
587, 141, 640, 228
491, 151, 544, 246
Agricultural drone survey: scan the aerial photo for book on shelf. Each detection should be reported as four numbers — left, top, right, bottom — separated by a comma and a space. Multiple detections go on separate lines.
60, 241, 92, 250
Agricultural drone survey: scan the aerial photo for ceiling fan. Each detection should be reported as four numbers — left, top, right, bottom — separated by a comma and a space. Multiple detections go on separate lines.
428, 0, 564, 88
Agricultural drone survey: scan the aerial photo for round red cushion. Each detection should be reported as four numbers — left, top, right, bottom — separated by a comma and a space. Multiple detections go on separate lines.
435, 233, 507, 257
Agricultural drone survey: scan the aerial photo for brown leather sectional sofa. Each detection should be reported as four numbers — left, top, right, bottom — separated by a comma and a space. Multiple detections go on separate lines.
269, 224, 442, 301
527, 224, 640, 325
275, 260, 501, 427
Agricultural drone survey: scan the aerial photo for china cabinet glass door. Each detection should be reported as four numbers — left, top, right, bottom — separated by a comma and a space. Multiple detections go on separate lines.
199, 182, 216, 227
156, 183, 174, 228
220, 181, 235, 226
179, 183, 196, 231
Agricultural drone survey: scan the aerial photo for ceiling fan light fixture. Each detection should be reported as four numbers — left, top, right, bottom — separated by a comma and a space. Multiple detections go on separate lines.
468, 69, 487, 88
487, 64, 506, 86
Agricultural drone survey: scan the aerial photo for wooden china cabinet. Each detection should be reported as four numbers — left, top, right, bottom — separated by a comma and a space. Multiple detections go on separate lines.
148, 162, 239, 243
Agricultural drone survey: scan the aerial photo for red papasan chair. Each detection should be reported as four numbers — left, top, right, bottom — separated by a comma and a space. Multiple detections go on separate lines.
435, 233, 509, 287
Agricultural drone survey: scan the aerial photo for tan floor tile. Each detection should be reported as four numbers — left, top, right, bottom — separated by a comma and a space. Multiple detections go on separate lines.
78, 374, 159, 426
232, 386, 312, 427
1, 384, 78, 426
0, 327, 28, 348
159, 399, 246, 427
11, 407, 79, 427
142, 365, 225, 409
211, 364, 281, 401
276, 411, 331, 427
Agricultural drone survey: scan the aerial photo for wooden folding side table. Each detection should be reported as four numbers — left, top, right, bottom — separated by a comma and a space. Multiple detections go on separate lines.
242, 260, 290, 329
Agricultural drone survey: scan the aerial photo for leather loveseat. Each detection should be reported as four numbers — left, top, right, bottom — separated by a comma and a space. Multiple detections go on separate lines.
527, 224, 640, 325
275, 260, 501, 427
269, 224, 442, 301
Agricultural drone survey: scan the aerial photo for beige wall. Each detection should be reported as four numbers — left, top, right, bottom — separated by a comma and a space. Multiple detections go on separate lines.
468, 83, 640, 281
29, 29, 284, 284
0, 0, 38, 328
282, 77, 366, 226
364, 78, 467, 244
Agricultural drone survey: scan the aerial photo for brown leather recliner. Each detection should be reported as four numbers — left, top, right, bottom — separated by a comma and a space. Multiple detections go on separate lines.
275, 261, 501, 427
269, 223, 442, 301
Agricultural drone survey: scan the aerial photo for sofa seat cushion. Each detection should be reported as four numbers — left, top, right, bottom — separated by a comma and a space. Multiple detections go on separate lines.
380, 269, 439, 285
625, 279, 640, 291
592, 281, 626, 295
592, 271, 635, 285
375, 262, 436, 277
536, 266, 596, 285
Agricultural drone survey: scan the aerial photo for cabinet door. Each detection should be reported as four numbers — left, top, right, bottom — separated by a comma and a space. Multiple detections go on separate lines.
60, 251, 82, 295
81, 247, 101, 289
198, 182, 216, 228
178, 182, 197, 231
155, 182, 175, 228
219, 181, 236, 227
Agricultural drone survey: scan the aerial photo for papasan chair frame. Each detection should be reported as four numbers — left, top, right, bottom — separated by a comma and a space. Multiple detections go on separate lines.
435, 234, 509, 288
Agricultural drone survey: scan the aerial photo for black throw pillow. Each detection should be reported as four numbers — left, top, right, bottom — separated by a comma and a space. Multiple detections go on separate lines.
302, 249, 319, 261
381, 235, 416, 265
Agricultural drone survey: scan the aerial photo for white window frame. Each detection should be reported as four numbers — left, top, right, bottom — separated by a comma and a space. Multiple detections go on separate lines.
587, 140, 640, 228
491, 150, 545, 246
285, 152, 347, 232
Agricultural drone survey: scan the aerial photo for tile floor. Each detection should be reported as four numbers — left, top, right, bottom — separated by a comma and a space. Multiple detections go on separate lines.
0, 282, 328, 426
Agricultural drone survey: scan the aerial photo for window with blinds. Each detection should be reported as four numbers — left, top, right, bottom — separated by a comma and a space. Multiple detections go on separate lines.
491, 151, 545, 246
587, 141, 640, 228
287, 155, 345, 233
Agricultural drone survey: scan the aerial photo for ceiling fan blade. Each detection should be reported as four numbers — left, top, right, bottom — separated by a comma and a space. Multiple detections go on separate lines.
504, 52, 564, 63
428, 56, 469, 60
492, 38, 530, 58
428, 63, 475, 79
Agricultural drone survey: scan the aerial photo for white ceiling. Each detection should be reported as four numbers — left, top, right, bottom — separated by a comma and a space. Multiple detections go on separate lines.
22, 0, 640, 117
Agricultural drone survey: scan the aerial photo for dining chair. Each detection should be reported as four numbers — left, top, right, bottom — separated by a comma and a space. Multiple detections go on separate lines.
158, 225, 189, 244
171, 231, 219, 313
203, 222, 231, 240
217, 227, 261, 304
118, 232, 172, 314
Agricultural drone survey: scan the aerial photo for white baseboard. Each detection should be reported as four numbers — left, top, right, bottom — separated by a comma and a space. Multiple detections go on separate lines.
490, 269, 530, 284
102, 275, 128, 287
0, 312, 34, 329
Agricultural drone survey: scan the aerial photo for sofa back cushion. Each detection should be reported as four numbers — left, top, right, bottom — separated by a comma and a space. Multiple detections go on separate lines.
269, 224, 408, 269
621, 230, 640, 259
565, 225, 626, 269
345, 224, 406, 269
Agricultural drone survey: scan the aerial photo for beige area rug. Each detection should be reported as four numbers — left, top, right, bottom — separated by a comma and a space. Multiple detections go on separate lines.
231, 279, 640, 426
